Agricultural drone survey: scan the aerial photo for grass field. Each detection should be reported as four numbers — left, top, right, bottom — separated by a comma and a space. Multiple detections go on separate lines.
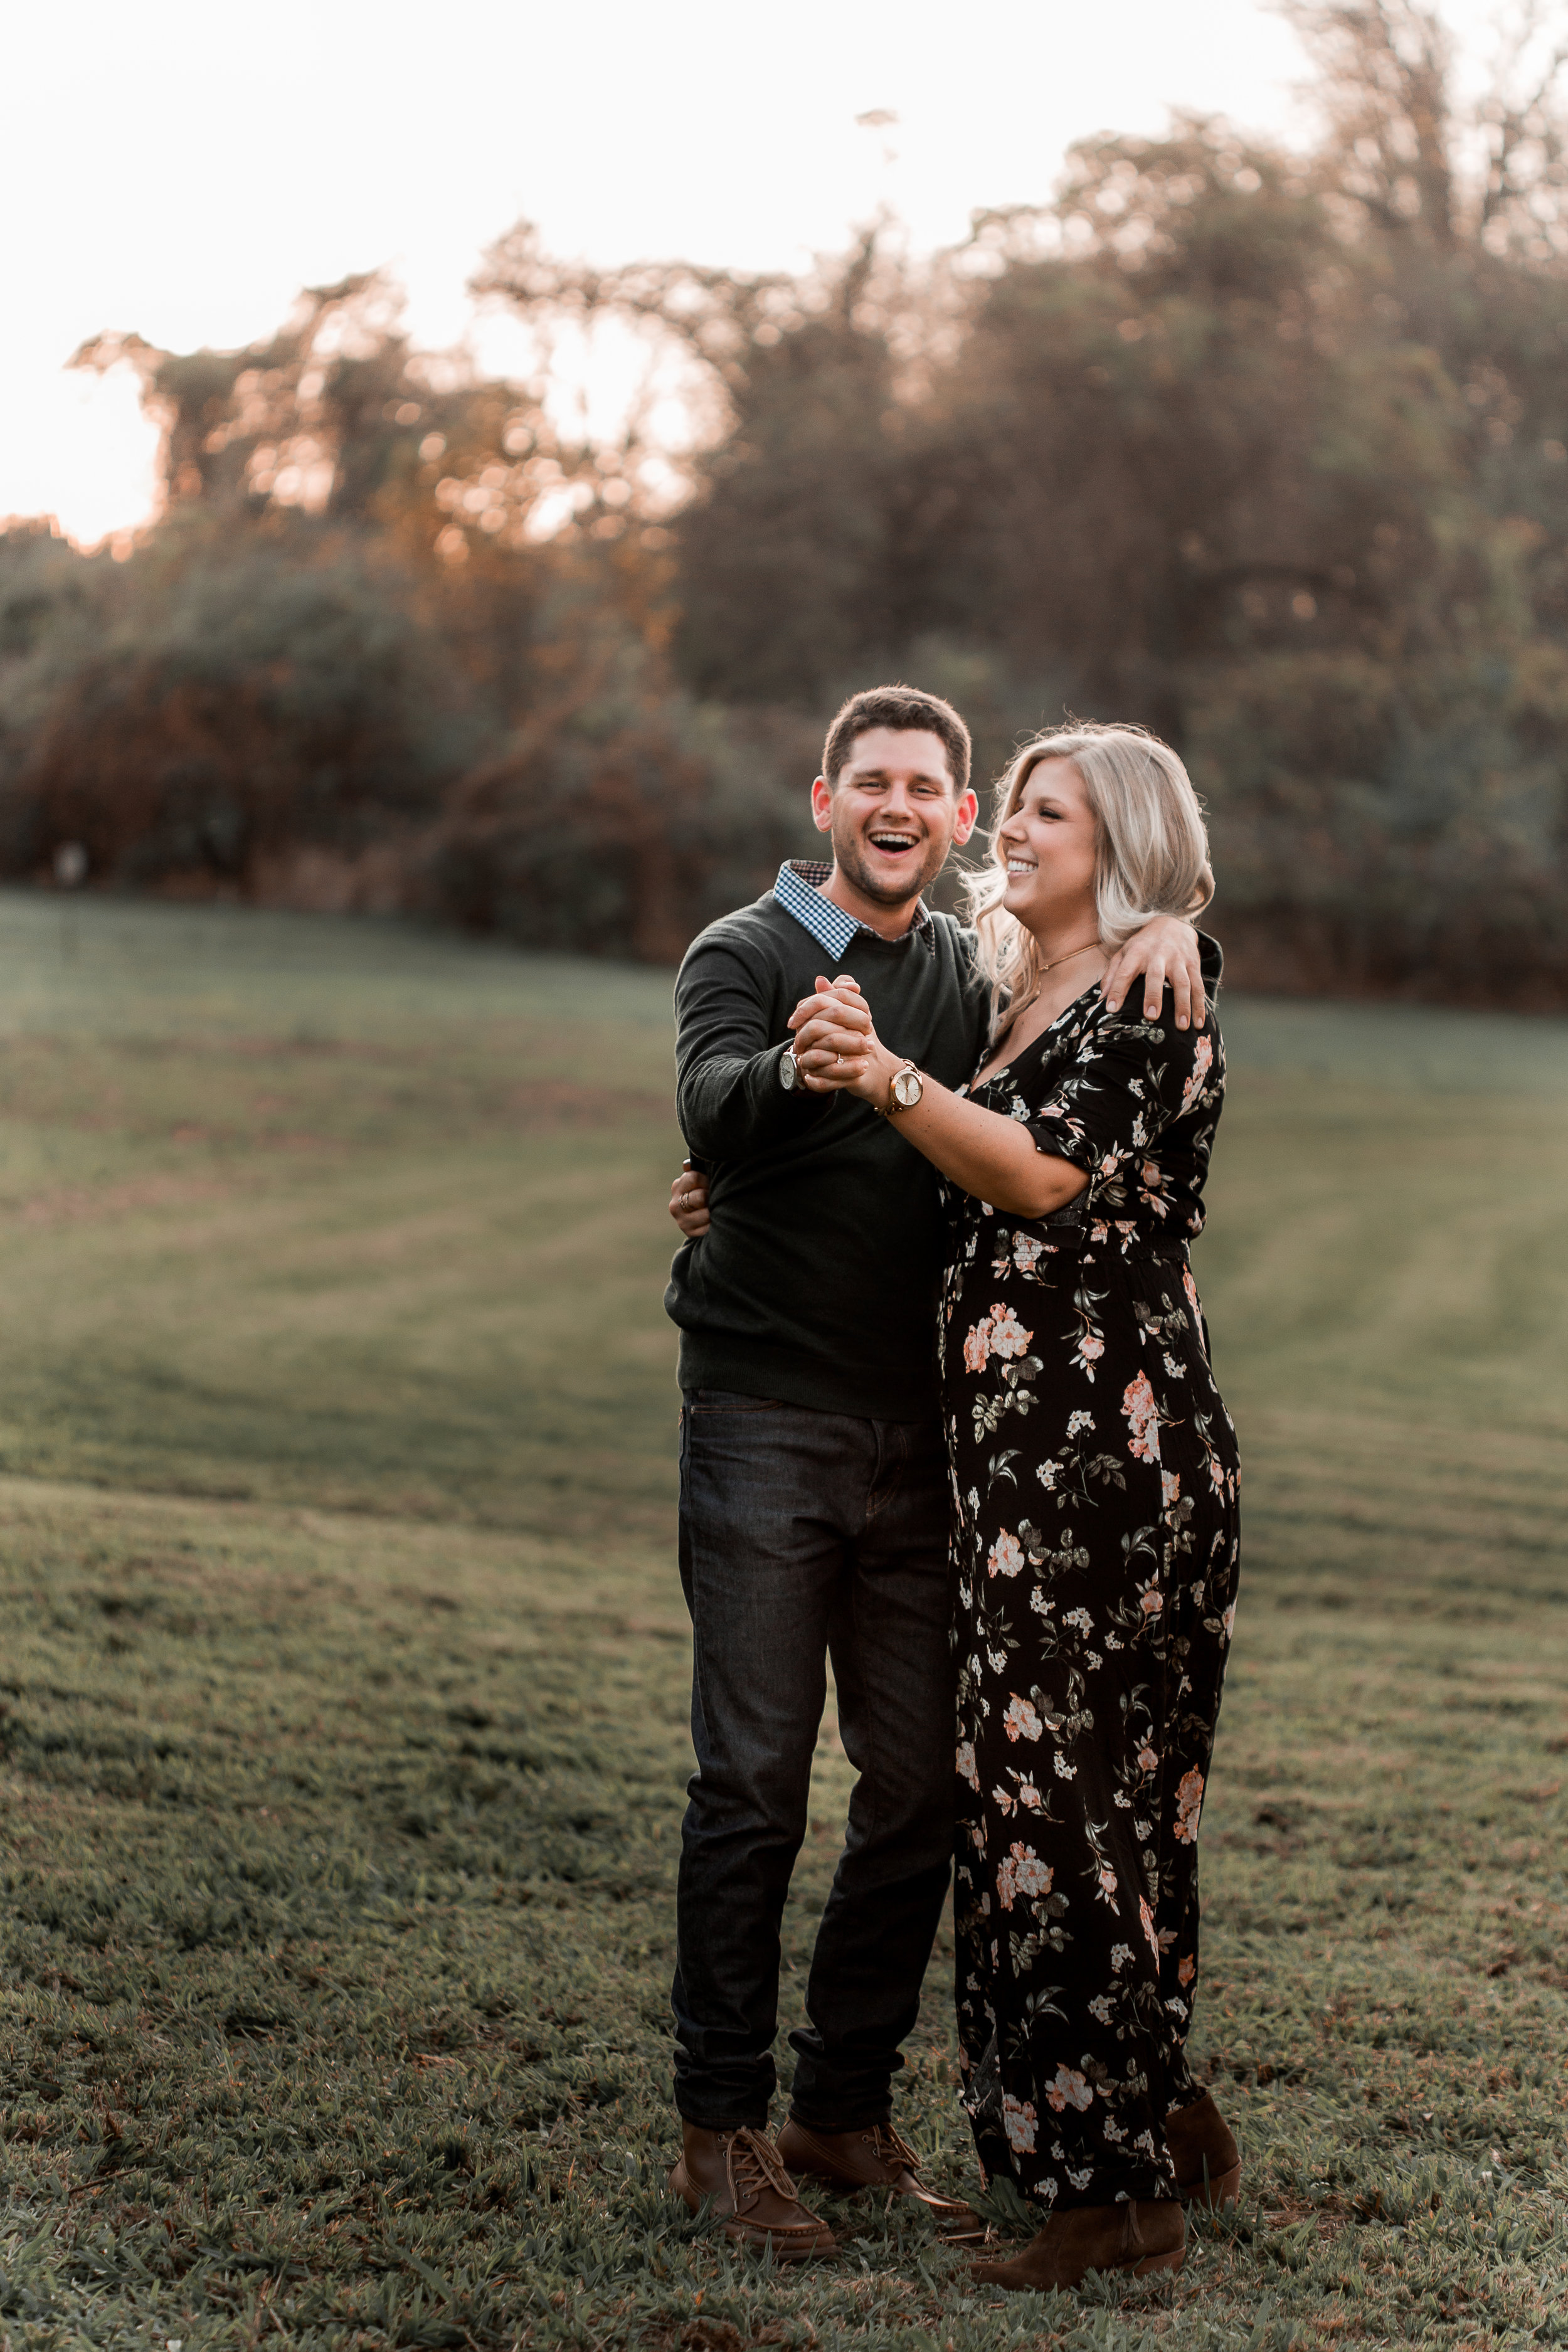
1, 891, 1565, 2352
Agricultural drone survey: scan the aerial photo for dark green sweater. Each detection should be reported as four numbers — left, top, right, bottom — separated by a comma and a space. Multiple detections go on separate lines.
664, 893, 989, 1421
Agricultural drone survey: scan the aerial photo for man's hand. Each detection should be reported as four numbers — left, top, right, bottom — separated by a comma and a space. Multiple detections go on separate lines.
1100, 917, 1206, 1029
787, 976, 882, 1093
787, 977, 901, 1103
669, 1158, 711, 1237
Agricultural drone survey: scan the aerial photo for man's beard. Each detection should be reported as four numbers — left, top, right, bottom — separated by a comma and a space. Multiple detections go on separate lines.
835, 829, 948, 908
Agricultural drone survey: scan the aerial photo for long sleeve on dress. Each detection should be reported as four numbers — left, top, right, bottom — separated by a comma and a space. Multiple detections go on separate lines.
1023, 1003, 1221, 1239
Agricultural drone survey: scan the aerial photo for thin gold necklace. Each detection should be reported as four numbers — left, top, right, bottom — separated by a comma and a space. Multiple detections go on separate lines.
1039, 938, 1104, 975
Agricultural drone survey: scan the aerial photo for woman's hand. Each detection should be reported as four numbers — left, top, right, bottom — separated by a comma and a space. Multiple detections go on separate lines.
1101, 916, 1206, 1028
669, 1158, 711, 1236
786, 977, 901, 1108
788, 975, 1087, 1217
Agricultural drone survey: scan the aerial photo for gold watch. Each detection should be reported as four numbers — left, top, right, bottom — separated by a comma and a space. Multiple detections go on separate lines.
881, 1060, 924, 1117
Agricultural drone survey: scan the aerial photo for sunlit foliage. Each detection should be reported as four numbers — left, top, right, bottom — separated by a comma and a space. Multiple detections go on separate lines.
4, 2, 1568, 999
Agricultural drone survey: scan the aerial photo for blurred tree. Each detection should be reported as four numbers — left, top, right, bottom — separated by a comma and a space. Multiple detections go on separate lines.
6, 533, 464, 887
3, 268, 803, 943
474, 227, 922, 702
6, 4, 1568, 999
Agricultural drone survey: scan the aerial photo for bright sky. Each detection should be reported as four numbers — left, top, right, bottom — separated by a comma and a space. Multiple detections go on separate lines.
3, 0, 1507, 544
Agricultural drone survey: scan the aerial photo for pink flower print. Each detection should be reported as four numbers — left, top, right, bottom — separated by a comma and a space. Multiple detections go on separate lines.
1178, 1953, 1196, 1987
962, 1317, 993, 1374
1174, 1767, 1205, 1845
1002, 2094, 1038, 2154
1015, 1845, 1053, 1899
1122, 1370, 1161, 1461
1016, 1779, 1044, 1811
1095, 1864, 1120, 1909
1136, 1744, 1159, 1773
1182, 1264, 1202, 1318
956, 1739, 980, 1791
988, 1305, 1033, 1360
1046, 2066, 1093, 2114
997, 1841, 1053, 1911
988, 1529, 1025, 1579
1003, 1695, 1042, 1744
1139, 1584, 1163, 1618
1140, 1895, 1160, 1958
1222, 1601, 1237, 1642
1161, 1469, 1181, 1513
990, 1783, 1015, 1816
1179, 1034, 1214, 1114
1013, 1233, 1045, 1274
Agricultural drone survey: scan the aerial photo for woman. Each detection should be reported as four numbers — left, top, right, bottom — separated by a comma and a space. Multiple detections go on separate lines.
788, 723, 1241, 2291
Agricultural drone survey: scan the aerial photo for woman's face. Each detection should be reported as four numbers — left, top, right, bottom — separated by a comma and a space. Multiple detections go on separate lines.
995, 756, 1100, 936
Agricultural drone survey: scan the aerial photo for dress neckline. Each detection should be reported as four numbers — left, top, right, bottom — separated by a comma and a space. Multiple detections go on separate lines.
969, 980, 1105, 1093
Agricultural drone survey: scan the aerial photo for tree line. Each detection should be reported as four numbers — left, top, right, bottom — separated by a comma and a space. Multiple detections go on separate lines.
4, 0, 1568, 1004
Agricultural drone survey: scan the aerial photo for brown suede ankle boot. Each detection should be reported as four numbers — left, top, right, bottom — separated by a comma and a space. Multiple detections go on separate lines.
1165, 2090, 1242, 2210
972, 2198, 1185, 2291
668, 2122, 837, 2259
775, 2117, 987, 2243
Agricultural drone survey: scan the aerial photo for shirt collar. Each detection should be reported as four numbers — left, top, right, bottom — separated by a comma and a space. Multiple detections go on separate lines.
773, 860, 934, 960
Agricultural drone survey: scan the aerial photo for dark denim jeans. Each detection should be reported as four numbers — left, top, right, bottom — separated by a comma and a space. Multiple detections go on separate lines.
672, 1389, 954, 2132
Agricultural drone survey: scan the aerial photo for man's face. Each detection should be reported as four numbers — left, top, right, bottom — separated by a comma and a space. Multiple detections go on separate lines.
810, 727, 979, 908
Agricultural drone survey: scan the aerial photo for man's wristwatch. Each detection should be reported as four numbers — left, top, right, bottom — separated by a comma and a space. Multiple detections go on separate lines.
879, 1059, 924, 1116
779, 1043, 800, 1092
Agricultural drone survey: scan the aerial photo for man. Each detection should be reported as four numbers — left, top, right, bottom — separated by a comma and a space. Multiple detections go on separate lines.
663, 686, 1206, 2258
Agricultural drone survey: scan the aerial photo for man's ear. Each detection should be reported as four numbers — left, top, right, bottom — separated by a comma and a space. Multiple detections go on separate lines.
810, 775, 834, 835
952, 788, 980, 849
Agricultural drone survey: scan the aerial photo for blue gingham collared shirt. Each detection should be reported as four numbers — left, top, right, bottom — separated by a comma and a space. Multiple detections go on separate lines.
772, 860, 936, 959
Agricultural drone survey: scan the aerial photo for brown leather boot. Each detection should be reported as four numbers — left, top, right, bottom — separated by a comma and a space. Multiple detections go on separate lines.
667, 2122, 837, 2260
775, 2117, 988, 2243
972, 2198, 1185, 2291
1165, 2090, 1242, 2210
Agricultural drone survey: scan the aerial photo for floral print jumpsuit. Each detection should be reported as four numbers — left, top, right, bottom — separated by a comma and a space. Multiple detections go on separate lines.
941, 983, 1240, 2212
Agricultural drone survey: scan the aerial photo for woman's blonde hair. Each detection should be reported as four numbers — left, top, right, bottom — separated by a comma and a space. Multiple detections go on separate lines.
965, 721, 1214, 1042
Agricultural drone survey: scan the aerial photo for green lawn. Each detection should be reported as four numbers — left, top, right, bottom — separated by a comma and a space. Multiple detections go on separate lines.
1, 891, 1565, 2351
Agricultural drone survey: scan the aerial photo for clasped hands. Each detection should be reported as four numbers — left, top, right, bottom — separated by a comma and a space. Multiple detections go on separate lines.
786, 976, 898, 1104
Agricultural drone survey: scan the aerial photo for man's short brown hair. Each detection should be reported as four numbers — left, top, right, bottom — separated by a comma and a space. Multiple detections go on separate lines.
822, 686, 972, 797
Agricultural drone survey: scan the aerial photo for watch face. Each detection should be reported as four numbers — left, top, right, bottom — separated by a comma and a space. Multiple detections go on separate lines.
894, 1068, 923, 1108
780, 1047, 798, 1091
